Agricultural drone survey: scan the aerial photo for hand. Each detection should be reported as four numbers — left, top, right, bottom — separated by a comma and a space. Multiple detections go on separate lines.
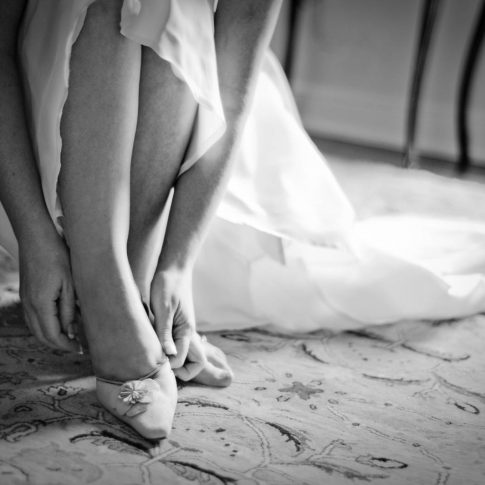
173, 332, 207, 381
150, 268, 197, 369
18, 232, 77, 352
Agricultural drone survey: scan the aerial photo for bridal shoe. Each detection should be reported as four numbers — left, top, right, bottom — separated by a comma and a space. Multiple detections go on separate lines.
96, 361, 177, 441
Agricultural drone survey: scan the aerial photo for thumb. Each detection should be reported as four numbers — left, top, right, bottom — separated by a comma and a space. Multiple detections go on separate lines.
152, 300, 177, 356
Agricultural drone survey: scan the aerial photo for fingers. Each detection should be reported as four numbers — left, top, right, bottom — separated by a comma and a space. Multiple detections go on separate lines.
59, 281, 76, 339
152, 300, 177, 357
174, 360, 205, 381
38, 302, 78, 351
173, 334, 206, 381
169, 295, 196, 368
168, 303, 196, 368
169, 330, 191, 369
150, 274, 197, 368
23, 308, 52, 348
22, 298, 77, 352
173, 357, 206, 381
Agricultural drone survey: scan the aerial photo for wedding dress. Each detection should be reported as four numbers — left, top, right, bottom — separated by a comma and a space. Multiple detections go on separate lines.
2, 0, 484, 333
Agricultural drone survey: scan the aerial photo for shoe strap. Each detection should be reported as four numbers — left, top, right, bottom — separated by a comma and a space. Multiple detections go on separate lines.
96, 364, 162, 386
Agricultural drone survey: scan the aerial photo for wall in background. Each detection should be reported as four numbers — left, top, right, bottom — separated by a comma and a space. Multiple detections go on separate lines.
273, 0, 485, 166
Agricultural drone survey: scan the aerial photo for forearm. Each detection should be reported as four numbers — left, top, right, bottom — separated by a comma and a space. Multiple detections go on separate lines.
0, 9, 58, 248
156, 0, 282, 273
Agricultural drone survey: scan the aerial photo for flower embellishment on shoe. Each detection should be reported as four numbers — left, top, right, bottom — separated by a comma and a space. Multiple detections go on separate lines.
119, 380, 152, 405
117, 378, 160, 417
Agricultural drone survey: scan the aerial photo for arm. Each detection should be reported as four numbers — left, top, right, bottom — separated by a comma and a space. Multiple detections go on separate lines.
0, 2, 77, 351
150, 0, 282, 371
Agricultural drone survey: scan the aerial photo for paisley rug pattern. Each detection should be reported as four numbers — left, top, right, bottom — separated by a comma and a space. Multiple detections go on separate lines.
1, 159, 484, 485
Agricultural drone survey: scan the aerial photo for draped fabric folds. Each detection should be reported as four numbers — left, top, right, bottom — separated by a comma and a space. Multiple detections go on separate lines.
1, 0, 483, 332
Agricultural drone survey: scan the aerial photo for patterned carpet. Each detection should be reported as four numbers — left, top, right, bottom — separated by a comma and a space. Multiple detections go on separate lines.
1, 159, 484, 485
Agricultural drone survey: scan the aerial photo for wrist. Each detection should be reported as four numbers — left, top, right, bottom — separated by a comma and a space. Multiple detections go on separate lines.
155, 260, 194, 281
17, 218, 64, 254
156, 241, 199, 276
151, 265, 193, 301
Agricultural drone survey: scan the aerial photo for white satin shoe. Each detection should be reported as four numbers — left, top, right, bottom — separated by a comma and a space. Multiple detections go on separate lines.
96, 360, 177, 441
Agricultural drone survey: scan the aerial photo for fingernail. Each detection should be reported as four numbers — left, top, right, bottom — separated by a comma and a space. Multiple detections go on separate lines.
67, 324, 75, 340
165, 343, 177, 356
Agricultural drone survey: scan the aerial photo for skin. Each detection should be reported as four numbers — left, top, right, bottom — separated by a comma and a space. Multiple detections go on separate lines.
0, 0, 282, 387
150, 0, 283, 378
0, 0, 77, 352
57, 0, 282, 384
0, 0, 226, 383
58, 0, 164, 381
126, 44, 202, 374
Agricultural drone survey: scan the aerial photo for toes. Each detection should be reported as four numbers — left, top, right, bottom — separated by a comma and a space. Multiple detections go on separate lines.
191, 336, 233, 387
202, 340, 229, 369
192, 361, 233, 387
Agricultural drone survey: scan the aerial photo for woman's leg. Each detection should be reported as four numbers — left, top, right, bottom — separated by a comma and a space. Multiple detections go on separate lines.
59, 0, 165, 382
127, 47, 233, 386
0, 0, 24, 266
127, 47, 196, 302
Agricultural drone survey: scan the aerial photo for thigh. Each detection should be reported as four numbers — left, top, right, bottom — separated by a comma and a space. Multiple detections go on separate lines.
60, 0, 141, 170
59, 0, 141, 245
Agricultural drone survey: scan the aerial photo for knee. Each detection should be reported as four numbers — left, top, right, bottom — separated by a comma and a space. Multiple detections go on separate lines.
73, 0, 140, 77
86, 0, 124, 22
82, 0, 127, 46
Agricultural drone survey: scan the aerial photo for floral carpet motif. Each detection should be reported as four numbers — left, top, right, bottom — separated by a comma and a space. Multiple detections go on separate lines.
1, 160, 484, 485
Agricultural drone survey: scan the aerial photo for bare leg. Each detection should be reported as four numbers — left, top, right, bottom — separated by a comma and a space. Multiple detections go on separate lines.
127, 47, 196, 302
127, 47, 232, 387
59, 0, 176, 439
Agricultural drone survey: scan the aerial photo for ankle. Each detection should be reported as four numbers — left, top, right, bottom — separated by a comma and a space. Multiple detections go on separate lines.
71, 248, 133, 294
69, 232, 128, 267
92, 352, 166, 382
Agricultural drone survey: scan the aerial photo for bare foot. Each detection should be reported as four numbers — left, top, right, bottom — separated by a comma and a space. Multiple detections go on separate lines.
139, 296, 233, 388
191, 334, 233, 387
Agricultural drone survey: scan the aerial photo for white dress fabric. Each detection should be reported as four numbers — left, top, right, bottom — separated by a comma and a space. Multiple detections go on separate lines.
5, 0, 485, 332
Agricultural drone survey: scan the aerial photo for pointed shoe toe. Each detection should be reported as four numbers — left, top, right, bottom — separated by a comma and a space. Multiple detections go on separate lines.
96, 362, 177, 441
